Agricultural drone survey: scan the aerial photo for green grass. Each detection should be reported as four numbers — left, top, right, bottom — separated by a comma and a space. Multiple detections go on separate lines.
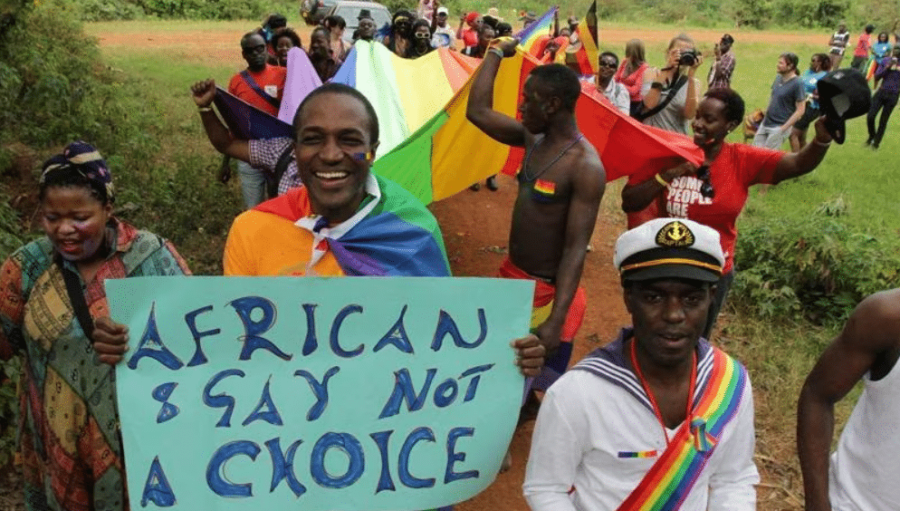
5, 18, 893, 509
87, 19, 260, 33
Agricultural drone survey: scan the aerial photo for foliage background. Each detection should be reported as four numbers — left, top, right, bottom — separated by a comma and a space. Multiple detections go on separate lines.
21, 0, 898, 29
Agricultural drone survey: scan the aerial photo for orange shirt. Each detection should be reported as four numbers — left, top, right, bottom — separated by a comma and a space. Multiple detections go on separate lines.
227, 64, 287, 116
224, 209, 345, 277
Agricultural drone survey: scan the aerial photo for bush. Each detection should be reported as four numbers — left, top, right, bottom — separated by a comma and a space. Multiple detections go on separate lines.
72, 0, 145, 21
37, 0, 297, 21
773, 0, 848, 28
732, 203, 900, 325
0, 1, 140, 151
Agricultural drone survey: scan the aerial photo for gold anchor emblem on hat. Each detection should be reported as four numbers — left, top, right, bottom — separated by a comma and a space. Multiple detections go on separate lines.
656, 221, 695, 247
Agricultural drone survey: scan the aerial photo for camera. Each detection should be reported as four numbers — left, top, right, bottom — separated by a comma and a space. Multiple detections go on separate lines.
679, 49, 698, 66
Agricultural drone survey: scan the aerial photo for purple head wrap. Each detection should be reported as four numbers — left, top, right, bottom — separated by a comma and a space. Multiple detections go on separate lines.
40, 141, 114, 202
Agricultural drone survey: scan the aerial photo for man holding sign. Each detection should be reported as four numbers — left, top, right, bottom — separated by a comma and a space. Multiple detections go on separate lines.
94, 85, 546, 510
523, 218, 758, 510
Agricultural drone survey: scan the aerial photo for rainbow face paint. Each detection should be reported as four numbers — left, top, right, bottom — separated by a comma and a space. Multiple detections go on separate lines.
351, 151, 374, 162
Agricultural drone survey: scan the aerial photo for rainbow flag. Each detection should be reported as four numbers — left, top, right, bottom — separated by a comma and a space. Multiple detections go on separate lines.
515, 6, 557, 54
252, 174, 450, 277
224, 42, 478, 155
213, 88, 292, 141
371, 48, 703, 205
617, 347, 747, 510
277, 47, 323, 125
329, 41, 479, 157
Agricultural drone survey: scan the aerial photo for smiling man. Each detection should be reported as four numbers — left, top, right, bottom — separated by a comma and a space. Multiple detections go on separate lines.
523, 218, 758, 510
595, 51, 630, 115
222, 84, 448, 278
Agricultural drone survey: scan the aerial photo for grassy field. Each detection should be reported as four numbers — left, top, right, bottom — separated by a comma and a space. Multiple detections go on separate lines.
2, 17, 893, 509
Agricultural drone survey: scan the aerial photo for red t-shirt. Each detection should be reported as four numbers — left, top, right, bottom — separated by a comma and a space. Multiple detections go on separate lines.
227, 64, 287, 116
854, 33, 872, 57
628, 143, 783, 273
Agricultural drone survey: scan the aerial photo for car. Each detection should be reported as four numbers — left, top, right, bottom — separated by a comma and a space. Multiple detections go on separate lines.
322, 0, 392, 43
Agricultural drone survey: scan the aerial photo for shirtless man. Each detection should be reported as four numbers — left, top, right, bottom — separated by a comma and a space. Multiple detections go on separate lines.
798, 288, 900, 510
466, 38, 606, 391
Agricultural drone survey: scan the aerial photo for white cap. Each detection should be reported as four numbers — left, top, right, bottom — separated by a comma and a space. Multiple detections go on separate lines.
437, 6, 449, 15
614, 219, 724, 282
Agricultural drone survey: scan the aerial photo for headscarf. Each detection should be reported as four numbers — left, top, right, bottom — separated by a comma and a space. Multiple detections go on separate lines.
465, 11, 479, 24
40, 141, 115, 203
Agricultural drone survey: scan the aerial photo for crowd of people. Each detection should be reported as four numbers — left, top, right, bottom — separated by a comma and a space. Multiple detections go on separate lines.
1, 9, 898, 511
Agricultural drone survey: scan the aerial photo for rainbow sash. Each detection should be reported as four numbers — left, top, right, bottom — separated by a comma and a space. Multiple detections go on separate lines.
573, 331, 748, 511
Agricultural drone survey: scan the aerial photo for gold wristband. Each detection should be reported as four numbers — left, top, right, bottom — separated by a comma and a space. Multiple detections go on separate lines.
198, 106, 213, 113
654, 173, 670, 186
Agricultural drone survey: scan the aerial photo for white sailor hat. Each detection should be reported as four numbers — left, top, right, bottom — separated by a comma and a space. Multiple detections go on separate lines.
614, 218, 724, 283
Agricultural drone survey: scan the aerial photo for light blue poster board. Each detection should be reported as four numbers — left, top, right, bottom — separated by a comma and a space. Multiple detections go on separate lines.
107, 276, 534, 511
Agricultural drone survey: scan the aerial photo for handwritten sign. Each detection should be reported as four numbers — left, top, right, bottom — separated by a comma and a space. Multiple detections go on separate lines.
108, 276, 534, 511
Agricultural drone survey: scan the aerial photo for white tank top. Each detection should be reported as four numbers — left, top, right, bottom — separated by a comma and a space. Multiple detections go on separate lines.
829, 354, 900, 510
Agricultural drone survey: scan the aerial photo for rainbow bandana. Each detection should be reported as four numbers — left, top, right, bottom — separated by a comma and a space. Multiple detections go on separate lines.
572, 330, 748, 510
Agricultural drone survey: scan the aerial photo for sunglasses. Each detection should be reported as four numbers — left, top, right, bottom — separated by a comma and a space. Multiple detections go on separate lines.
696, 165, 715, 198
599, 61, 617, 69
415, 31, 430, 39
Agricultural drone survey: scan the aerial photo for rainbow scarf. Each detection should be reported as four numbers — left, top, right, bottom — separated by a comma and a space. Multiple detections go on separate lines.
254, 173, 450, 277
572, 330, 748, 510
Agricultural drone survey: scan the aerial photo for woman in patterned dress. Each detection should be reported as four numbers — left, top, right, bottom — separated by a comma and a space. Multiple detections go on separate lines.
0, 142, 190, 511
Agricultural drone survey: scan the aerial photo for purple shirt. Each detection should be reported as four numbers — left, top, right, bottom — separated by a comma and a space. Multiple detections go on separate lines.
875, 57, 900, 95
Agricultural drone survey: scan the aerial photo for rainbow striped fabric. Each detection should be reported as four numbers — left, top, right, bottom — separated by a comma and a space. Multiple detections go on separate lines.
618, 451, 659, 459
277, 47, 323, 125
616, 347, 747, 510
253, 174, 450, 277
216, 43, 478, 156
372, 48, 704, 205
573, 334, 748, 511
215, 45, 703, 207
329, 41, 479, 157
515, 6, 557, 55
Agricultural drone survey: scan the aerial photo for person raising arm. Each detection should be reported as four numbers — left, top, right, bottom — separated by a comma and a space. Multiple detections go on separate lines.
467, 37, 605, 390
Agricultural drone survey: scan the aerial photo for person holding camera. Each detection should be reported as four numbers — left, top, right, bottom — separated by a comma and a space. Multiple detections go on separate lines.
638, 33, 703, 134
753, 53, 806, 149
708, 34, 735, 90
